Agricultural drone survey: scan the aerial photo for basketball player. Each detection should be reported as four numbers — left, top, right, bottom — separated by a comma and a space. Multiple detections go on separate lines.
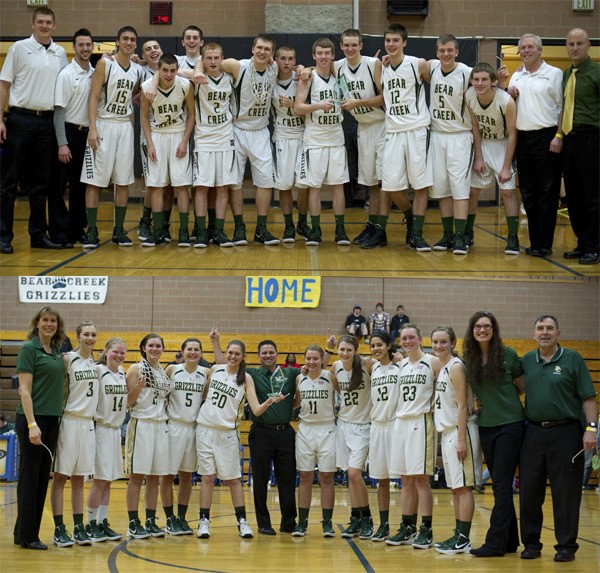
364, 331, 402, 542
140, 54, 194, 247
292, 345, 338, 537
294, 38, 350, 246
431, 326, 481, 554
177, 26, 204, 70
427, 34, 482, 255
330, 335, 374, 539
85, 338, 130, 543
335, 29, 385, 245
466, 63, 520, 255
125, 333, 173, 539
193, 34, 280, 246
51, 321, 99, 547
361, 24, 430, 250
196, 340, 254, 539
81, 26, 142, 248
272, 45, 308, 243
189, 43, 237, 247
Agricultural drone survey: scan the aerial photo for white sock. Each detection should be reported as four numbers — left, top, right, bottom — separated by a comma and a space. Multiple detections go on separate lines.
97, 504, 109, 522
86, 506, 98, 524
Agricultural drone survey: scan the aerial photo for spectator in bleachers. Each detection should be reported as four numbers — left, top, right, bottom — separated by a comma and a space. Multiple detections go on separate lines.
345, 305, 368, 340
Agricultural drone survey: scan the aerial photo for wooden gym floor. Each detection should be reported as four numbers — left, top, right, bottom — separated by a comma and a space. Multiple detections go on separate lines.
1, 480, 599, 572
0, 198, 598, 279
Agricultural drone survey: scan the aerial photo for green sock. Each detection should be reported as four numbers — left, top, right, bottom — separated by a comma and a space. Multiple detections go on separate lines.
455, 218, 467, 235
411, 513, 418, 527
421, 516, 432, 528
322, 508, 333, 520
163, 209, 172, 224
257, 214, 267, 228
127, 511, 138, 521
153, 211, 164, 234
368, 214, 378, 224
402, 514, 413, 527
114, 205, 127, 228
73, 513, 83, 526
86, 208, 98, 229
234, 506, 246, 521
298, 212, 308, 224
458, 520, 471, 537
195, 216, 206, 231
441, 216, 454, 234
404, 207, 414, 227
283, 213, 293, 226
208, 208, 216, 226
359, 506, 371, 518
234, 214, 244, 226
506, 215, 519, 236
379, 510, 389, 525
377, 215, 389, 230
142, 205, 152, 223
215, 217, 225, 231
351, 508, 361, 519
455, 518, 460, 531
179, 211, 189, 231
310, 215, 320, 230
199, 508, 210, 520
177, 504, 188, 518
54, 515, 64, 527
465, 214, 476, 233
146, 508, 156, 520
164, 505, 174, 518
413, 215, 425, 236
298, 508, 310, 521
334, 214, 345, 227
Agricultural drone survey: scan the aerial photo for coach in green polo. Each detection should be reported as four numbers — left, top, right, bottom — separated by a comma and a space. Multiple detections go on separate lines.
518, 315, 597, 563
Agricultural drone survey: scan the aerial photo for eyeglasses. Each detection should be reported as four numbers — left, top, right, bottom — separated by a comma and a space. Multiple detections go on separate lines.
473, 324, 493, 331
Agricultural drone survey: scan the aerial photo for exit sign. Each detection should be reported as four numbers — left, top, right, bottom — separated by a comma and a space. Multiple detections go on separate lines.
150, 2, 173, 25
27, 0, 49, 6
572, 0, 594, 10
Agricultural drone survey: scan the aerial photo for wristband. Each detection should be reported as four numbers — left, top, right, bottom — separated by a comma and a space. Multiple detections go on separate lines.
28, 421, 38, 429
555, 133, 563, 140
586, 426, 598, 433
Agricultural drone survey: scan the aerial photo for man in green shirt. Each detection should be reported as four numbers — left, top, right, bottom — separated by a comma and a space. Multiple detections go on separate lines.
519, 315, 597, 562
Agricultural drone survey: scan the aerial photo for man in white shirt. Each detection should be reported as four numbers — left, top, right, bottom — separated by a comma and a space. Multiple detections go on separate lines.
0, 7, 68, 254
54, 28, 95, 246
506, 34, 563, 257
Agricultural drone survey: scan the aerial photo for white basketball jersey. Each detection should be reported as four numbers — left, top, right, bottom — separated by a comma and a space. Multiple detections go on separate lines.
435, 357, 477, 428
369, 361, 402, 423
396, 352, 436, 418
466, 87, 510, 141
167, 364, 207, 423
130, 361, 169, 421
96, 58, 142, 122
430, 61, 472, 133
298, 369, 335, 424
381, 55, 430, 133
232, 59, 277, 130
335, 56, 385, 125
303, 70, 344, 148
142, 75, 191, 133
95, 364, 128, 428
176, 54, 201, 70
140, 66, 155, 83
197, 365, 245, 430
271, 74, 305, 139
332, 359, 371, 424
194, 72, 235, 151
64, 351, 99, 418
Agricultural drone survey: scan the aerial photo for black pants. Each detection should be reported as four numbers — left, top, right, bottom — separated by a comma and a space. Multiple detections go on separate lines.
563, 128, 600, 253
479, 421, 523, 554
516, 127, 562, 251
519, 420, 584, 553
248, 423, 297, 530
52, 123, 89, 242
0, 109, 56, 243
14, 413, 60, 545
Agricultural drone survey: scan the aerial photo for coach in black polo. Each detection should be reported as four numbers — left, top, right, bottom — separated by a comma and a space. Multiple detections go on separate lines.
519, 315, 597, 563
246, 340, 300, 535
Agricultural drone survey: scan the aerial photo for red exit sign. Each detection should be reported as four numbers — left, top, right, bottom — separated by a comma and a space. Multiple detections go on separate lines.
150, 2, 173, 25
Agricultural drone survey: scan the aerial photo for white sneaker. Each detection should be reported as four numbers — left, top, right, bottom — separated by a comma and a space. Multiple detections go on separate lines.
238, 518, 254, 538
197, 518, 211, 538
